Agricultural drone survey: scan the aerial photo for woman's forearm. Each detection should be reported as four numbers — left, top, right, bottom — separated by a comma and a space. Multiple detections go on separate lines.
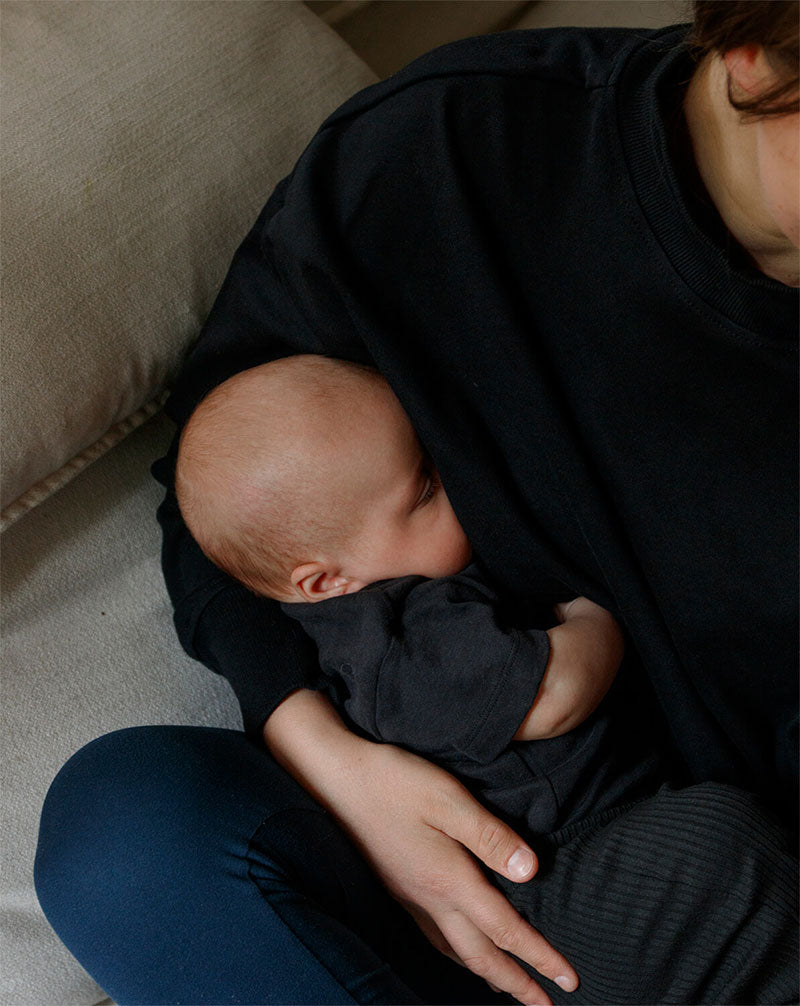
262, 687, 578, 1005
263, 688, 373, 814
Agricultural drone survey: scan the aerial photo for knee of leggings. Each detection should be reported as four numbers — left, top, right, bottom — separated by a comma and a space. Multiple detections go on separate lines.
35, 728, 177, 925
34, 725, 286, 935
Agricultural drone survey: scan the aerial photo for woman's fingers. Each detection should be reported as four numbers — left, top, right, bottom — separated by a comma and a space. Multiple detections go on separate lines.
467, 880, 578, 993
269, 721, 578, 1001
429, 785, 579, 993
398, 899, 463, 965
438, 784, 539, 883
437, 906, 553, 1006
406, 864, 577, 1000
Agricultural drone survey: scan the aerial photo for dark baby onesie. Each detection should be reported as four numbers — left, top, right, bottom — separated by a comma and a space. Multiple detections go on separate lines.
282, 564, 665, 837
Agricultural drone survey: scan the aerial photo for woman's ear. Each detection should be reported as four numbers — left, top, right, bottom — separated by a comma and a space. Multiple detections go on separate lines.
290, 562, 357, 603
723, 45, 775, 100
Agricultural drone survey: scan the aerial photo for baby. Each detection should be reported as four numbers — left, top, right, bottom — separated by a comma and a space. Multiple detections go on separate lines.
176, 353, 625, 745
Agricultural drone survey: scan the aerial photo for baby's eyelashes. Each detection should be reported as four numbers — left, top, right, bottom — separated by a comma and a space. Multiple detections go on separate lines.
417, 472, 441, 508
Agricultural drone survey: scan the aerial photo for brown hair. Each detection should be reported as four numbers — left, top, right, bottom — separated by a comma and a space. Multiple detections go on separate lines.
689, 0, 799, 117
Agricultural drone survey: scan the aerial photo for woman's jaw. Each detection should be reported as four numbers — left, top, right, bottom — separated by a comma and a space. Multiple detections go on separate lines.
683, 45, 799, 287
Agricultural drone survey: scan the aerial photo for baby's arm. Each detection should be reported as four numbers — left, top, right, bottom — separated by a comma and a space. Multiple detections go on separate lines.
513, 597, 625, 742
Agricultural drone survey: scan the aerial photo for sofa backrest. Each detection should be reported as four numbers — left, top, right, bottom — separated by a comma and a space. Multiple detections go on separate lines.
1, 0, 377, 529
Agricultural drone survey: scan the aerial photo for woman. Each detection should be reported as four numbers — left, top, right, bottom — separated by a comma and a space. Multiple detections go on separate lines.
35, 3, 798, 1004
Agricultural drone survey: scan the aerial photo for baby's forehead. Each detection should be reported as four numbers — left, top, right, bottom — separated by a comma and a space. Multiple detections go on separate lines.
212, 362, 420, 479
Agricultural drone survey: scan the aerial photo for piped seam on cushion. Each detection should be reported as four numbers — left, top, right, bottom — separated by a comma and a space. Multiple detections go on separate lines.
0, 390, 169, 533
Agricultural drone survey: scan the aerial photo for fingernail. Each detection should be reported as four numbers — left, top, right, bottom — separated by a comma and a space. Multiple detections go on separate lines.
555, 975, 578, 992
507, 847, 534, 879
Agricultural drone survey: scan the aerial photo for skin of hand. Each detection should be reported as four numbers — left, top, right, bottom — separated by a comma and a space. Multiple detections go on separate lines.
513, 597, 625, 742
264, 688, 580, 1005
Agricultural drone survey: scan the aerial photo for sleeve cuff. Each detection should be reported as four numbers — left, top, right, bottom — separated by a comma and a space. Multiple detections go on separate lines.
187, 582, 320, 740
460, 629, 550, 764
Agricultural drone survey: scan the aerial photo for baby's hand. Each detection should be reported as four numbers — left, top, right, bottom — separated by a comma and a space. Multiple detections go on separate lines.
513, 597, 624, 741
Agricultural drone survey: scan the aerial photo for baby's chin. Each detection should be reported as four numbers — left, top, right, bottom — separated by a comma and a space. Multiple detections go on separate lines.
385, 550, 473, 584
435, 541, 473, 578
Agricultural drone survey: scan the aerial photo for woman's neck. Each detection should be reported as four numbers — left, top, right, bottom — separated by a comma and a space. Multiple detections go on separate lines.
683, 53, 800, 287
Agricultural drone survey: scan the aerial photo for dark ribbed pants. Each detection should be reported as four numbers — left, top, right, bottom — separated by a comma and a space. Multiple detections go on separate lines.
34, 726, 798, 1006
495, 785, 799, 1004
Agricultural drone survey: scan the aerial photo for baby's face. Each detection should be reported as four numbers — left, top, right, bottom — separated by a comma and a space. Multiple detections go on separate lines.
331, 382, 472, 588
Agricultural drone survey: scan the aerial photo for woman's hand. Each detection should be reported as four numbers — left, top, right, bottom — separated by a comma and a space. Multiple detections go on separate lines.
265, 689, 579, 1005
514, 597, 625, 741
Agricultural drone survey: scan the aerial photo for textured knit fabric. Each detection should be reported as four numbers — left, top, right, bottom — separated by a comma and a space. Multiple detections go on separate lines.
494, 782, 799, 1004
154, 24, 798, 825
283, 564, 666, 836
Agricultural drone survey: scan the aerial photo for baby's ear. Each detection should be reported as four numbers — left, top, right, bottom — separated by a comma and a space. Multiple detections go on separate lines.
290, 562, 356, 603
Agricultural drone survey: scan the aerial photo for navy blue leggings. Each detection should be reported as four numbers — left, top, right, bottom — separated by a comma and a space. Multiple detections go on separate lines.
34, 726, 501, 1006
35, 726, 798, 1005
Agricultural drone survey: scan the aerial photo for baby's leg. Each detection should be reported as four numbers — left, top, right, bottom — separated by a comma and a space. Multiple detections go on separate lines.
496, 782, 798, 1004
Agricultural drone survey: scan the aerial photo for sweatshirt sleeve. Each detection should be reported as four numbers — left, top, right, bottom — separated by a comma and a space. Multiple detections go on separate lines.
374, 574, 550, 764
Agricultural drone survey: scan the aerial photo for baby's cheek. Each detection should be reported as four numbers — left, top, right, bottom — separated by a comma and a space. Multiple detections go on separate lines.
443, 525, 472, 575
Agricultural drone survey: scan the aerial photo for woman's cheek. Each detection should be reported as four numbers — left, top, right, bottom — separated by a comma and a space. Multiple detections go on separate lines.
758, 112, 800, 247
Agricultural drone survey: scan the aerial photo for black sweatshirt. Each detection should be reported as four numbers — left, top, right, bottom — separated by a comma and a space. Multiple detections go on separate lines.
154, 25, 798, 823
282, 565, 666, 836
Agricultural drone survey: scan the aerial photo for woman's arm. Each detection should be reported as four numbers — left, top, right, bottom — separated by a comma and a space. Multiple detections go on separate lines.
514, 598, 625, 742
264, 688, 579, 1006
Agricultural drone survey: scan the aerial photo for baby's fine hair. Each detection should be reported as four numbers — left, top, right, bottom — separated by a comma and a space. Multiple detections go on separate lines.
175, 354, 383, 600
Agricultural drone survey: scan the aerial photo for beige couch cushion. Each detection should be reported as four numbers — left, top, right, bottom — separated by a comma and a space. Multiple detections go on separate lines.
308, 0, 532, 77
0, 0, 376, 528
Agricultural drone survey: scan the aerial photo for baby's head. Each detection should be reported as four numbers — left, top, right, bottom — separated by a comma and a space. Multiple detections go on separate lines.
176, 355, 471, 602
